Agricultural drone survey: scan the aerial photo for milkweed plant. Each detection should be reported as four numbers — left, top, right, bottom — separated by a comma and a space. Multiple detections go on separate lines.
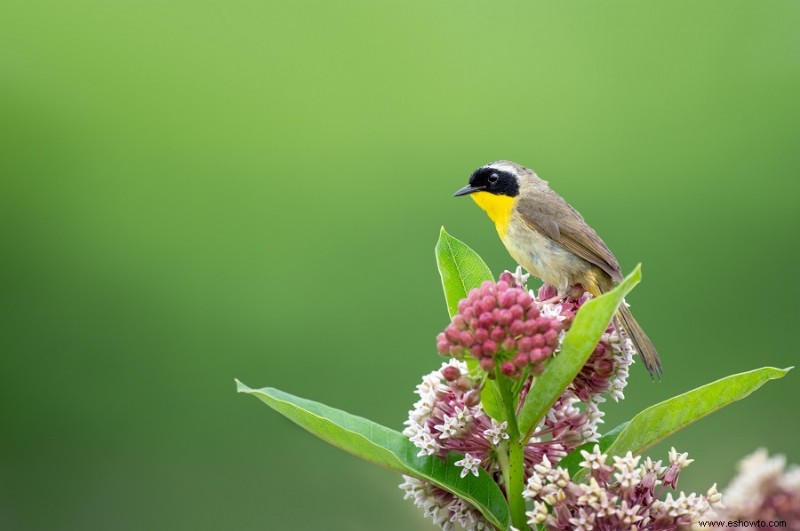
237, 228, 795, 530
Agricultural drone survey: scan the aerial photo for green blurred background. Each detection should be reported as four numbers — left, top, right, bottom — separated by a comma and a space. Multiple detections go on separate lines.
1, 1, 798, 529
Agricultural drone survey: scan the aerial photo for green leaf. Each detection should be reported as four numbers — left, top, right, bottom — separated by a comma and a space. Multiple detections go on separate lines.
236, 380, 509, 529
516, 265, 642, 442
605, 366, 792, 457
480, 381, 506, 422
557, 422, 629, 476
435, 227, 493, 319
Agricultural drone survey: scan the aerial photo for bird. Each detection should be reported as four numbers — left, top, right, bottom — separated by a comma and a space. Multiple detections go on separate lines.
453, 160, 662, 377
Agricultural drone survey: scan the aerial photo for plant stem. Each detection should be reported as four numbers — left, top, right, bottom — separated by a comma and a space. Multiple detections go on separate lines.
494, 372, 527, 529
508, 440, 527, 530
494, 372, 520, 439
496, 442, 511, 497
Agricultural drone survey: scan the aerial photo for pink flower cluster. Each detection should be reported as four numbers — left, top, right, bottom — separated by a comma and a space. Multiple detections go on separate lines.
719, 449, 800, 529
400, 360, 498, 530
436, 279, 564, 378
400, 474, 491, 531
402, 359, 512, 463
524, 446, 722, 530
538, 283, 634, 403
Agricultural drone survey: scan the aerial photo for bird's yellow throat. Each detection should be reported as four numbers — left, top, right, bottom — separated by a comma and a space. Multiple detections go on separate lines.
470, 191, 516, 238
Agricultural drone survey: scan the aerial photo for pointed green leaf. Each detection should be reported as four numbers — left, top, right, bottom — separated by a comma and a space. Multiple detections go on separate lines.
435, 227, 493, 319
236, 380, 509, 529
605, 366, 792, 457
480, 381, 506, 422
517, 265, 642, 442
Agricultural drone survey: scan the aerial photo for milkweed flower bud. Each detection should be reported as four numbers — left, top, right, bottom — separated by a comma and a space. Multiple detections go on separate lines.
437, 280, 562, 378
441, 365, 461, 382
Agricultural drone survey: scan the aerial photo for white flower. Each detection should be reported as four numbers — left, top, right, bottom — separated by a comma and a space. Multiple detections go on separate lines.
642, 456, 667, 477
568, 507, 597, 531
482, 419, 509, 446
434, 412, 465, 439
526, 500, 549, 525
579, 445, 608, 471
521, 447, 718, 530
576, 476, 604, 506
454, 453, 482, 478
432, 405, 473, 440
454, 405, 471, 422
616, 500, 643, 525
608, 336, 635, 402
569, 509, 595, 531
581, 400, 603, 442
593, 487, 615, 518
668, 447, 695, 468
540, 302, 567, 321
524, 472, 544, 499
533, 454, 553, 476
536, 465, 571, 505
399, 475, 491, 531
706, 483, 724, 508
511, 265, 530, 286
613, 451, 642, 490
549, 466, 571, 488
410, 426, 440, 457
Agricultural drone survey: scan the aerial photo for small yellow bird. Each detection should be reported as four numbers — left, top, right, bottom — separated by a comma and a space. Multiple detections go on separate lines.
454, 160, 662, 377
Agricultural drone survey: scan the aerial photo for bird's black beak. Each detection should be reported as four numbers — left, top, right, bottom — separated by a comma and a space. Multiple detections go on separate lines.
453, 184, 484, 197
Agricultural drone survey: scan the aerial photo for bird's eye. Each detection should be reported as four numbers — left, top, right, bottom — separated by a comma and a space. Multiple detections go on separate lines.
488, 173, 499, 184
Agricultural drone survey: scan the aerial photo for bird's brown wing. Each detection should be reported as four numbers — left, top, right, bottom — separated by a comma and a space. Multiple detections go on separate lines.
516, 193, 623, 282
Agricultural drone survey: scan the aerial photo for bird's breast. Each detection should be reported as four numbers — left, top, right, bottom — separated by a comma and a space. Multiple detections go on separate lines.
501, 216, 590, 291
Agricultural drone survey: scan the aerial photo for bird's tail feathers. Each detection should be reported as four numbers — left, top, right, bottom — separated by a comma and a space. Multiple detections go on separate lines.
616, 303, 662, 379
